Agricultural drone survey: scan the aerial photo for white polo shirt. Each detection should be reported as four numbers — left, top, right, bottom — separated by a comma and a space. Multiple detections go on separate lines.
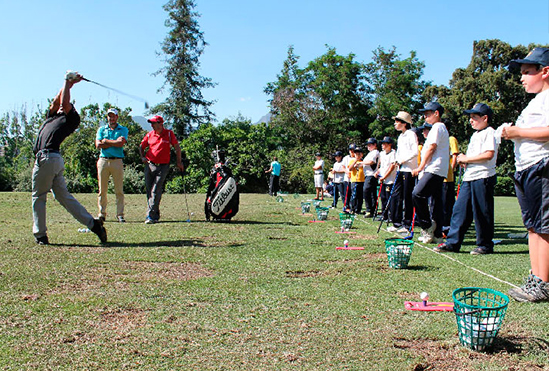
396, 130, 419, 172
363, 149, 379, 177
513, 89, 549, 171
422, 122, 450, 177
379, 149, 397, 184
463, 127, 497, 181
332, 160, 345, 183
342, 154, 353, 182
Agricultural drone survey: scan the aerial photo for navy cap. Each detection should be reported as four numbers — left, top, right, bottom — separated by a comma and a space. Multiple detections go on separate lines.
354, 147, 363, 153
419, 102, 444, 116
464, 103, 493, 121
380, 136, 393, 144
348, 143, 356, 151
418, 123, 433, 130
509, 47, 549, 70
366, 137, 377, 145
333, 151, 343, 157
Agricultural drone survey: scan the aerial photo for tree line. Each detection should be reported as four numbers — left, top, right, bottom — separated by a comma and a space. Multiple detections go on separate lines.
0, 39, 546, 195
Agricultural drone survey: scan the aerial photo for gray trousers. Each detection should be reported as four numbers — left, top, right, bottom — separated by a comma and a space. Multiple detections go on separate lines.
32, 152, 94, 238
144, 162, 170, 221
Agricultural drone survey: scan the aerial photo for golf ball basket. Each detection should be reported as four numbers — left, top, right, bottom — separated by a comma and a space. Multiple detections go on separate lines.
313, 200, 323, 208
453, 287, 509, 351
276, 196, 284, 203
384, 238, 414, 269
339, 212, 355, 230
315, 206, 329, 221
301, 202, 311, 214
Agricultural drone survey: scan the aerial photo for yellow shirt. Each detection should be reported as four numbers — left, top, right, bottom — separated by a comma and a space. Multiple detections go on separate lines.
349, 158, 365, 182
445, 136, 459, 182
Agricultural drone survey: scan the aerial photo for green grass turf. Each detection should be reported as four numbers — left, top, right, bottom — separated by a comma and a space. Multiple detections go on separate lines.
0, 192, 548, 370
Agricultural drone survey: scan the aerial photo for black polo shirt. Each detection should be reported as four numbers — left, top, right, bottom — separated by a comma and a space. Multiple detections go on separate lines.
33, 107, 80, 154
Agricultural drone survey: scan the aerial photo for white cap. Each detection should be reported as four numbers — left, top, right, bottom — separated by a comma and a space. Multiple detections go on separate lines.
107, 108, 119, 116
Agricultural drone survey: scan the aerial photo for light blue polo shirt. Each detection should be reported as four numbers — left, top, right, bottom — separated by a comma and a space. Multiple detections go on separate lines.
96, 124, 129, 158
271, 161, 281, 176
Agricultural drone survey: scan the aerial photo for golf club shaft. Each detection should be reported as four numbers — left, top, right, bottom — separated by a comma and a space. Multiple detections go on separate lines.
82, 77, 149, 104
377, 171, 400, 233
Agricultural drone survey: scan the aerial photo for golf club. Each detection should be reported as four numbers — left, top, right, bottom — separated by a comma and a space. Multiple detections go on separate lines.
372, 179, 383, 220
182, 179, 191, 223
456, 165, 464, 199
82, 77, 150, 109
404, 208, 416, 240
377, 171, 400, 233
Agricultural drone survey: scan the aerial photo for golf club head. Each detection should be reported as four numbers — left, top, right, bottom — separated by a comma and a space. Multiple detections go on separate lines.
144, 102, 149, 109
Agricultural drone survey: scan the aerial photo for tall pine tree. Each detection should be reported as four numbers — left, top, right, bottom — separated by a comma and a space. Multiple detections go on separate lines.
154, 0, 215, 138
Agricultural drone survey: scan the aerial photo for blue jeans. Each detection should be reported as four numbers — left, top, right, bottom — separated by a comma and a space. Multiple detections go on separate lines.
445, 176, 496, 251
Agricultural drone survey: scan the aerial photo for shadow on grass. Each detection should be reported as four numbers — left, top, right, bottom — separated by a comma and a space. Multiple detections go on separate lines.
406, 265, 437, 271
489, 335, 549, 354
56, 240, 244, 249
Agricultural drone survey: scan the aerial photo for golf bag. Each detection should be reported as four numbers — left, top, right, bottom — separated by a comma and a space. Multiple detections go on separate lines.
205, 150, 239, 221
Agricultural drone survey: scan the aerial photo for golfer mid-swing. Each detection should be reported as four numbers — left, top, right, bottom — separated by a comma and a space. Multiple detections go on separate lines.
32, 71, 108, 245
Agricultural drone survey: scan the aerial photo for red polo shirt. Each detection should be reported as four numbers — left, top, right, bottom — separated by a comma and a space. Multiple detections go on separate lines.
140, 129, 178, 164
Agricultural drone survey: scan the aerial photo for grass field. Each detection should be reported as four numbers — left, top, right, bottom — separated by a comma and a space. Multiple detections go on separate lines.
1, 192, 549, 370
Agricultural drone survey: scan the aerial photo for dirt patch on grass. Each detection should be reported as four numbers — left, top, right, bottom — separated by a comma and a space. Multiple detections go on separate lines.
98, 307, 149, 334
50, 261, 213, 295
120, 261, 213, 281
285, 269, 341, 278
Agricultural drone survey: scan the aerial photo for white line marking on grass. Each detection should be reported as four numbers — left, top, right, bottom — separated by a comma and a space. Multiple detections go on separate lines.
357, 216, 520, 289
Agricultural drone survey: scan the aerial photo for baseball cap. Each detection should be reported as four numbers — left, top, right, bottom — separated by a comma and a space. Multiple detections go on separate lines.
418, 123, 433, 130
463, 103, 493, 121
348, 143, 356, 151
315, 152, 321, 157
366, 138, 377, 145
147, 115, 164, 124
392, 111, 413, 125
354, 147, 363, 153
419, 102, 444, 116
380, 136, 393, 144
107, 108, 119, 116
509, 47, 549, 70
333, 151, 343, 157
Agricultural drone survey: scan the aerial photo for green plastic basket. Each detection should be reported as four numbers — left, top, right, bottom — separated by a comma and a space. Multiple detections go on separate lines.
313, 200, 323, 208
339, 212, 355, 230
276, 196, 284, 203
453, 287, 509, 351
384, 238, 414, 269
300, 202, 311, 214
316, 206, 329, 221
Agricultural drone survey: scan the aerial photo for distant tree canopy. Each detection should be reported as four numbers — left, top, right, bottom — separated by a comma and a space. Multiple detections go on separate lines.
2, 39, 549, 195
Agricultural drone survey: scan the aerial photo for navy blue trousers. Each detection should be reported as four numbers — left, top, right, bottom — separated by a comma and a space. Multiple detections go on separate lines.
445, 175, 496, 251
332, 182, 344, 208
412, 172, 445, 238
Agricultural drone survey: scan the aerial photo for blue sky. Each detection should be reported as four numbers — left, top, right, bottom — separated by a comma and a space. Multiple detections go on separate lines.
1, 0, 548, 124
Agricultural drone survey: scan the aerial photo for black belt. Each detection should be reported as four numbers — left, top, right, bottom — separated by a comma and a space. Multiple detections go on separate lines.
148, 161, 167, 166
101, 157, 123, 160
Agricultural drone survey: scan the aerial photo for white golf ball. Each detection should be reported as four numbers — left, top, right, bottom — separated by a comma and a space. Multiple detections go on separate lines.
420, 292, 429, 301
344, 240, 349, 245
191, 212, 194, 216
